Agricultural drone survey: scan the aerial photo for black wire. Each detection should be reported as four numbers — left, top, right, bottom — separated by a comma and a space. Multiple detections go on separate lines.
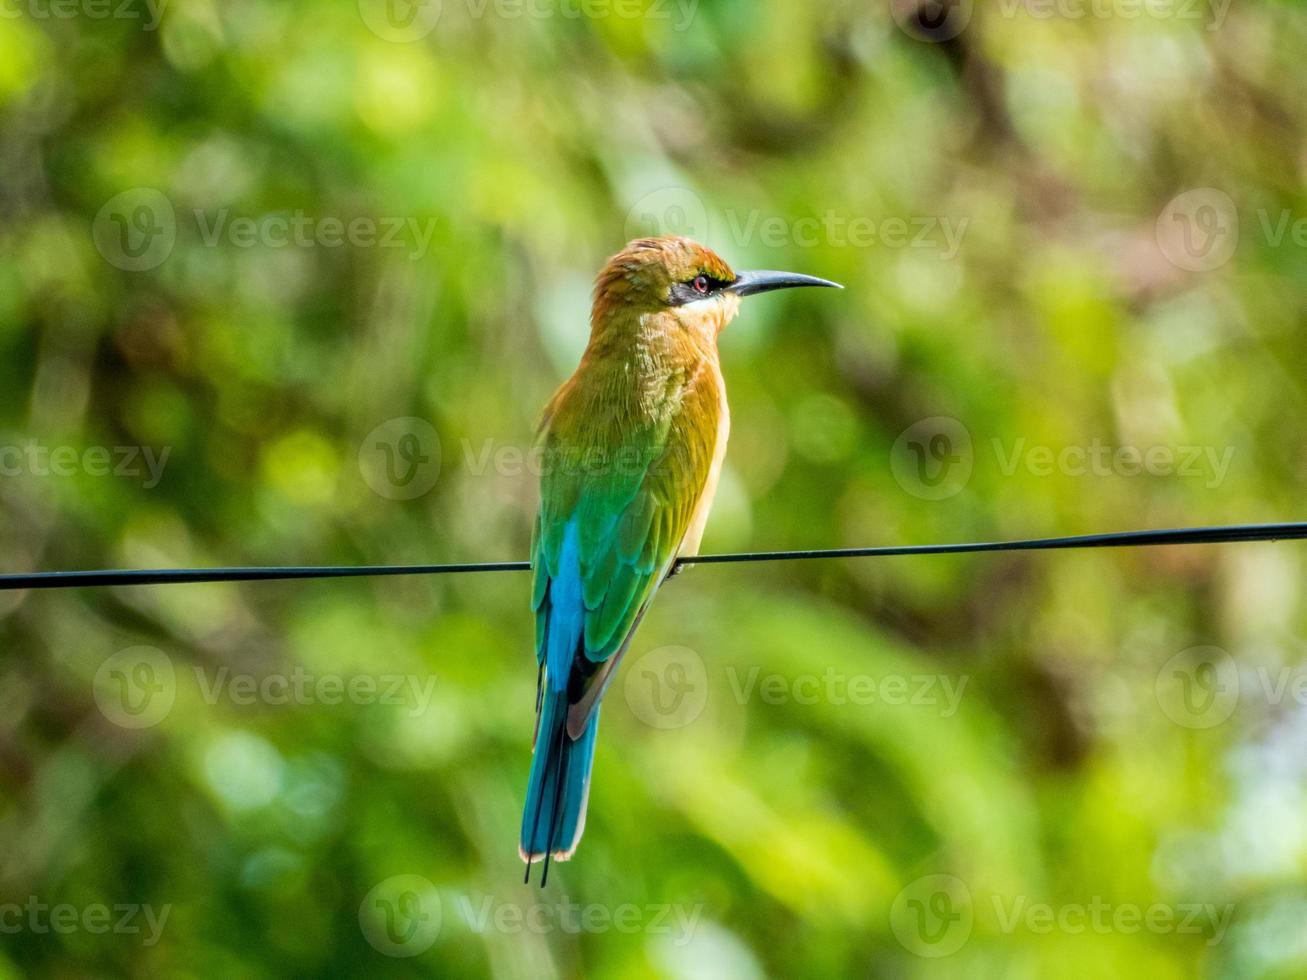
0, 561, 532, 590
680, 521, 1307, 564
0, 521, 1303, 591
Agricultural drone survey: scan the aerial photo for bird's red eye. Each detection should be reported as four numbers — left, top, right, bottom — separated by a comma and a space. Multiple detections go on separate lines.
692, 275, 710, 294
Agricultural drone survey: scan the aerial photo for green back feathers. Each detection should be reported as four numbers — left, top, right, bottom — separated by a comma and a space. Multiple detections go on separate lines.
533, 353, 720, 669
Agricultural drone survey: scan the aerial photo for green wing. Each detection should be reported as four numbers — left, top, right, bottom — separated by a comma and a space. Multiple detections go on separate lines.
530, 362, 721, 736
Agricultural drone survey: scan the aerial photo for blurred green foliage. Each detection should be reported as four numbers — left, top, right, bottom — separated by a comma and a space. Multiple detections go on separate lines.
1, 0, 1307, 976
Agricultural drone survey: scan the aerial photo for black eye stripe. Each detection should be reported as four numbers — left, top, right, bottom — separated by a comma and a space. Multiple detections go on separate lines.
668, 275, 732, 306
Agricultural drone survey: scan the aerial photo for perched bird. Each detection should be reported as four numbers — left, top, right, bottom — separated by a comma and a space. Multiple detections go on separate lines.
521, 236, 840, 883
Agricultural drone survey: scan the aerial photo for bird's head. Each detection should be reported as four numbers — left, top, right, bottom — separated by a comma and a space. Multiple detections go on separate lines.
590, 236, 841, 340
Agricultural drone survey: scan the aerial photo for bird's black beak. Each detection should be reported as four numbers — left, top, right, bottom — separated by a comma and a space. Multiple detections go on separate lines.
728, 269, 843, 297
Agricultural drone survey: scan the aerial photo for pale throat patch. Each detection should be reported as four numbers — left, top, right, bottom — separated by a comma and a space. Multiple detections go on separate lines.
672, 292, 741, 337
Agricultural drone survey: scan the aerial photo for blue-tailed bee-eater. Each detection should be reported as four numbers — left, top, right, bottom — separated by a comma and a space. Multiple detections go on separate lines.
521, 236, 840, 883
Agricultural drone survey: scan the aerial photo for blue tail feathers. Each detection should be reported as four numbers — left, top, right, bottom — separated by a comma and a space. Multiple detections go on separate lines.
523, 516, 598, 884
521, 689, 600, 881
